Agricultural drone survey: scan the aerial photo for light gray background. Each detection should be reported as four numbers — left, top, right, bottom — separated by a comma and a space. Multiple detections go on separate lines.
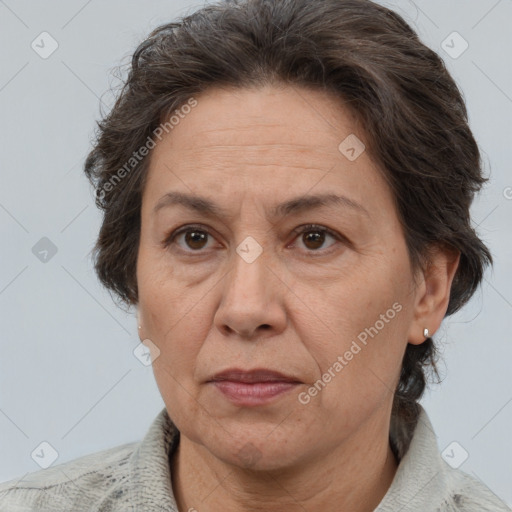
1, 0, 511, 506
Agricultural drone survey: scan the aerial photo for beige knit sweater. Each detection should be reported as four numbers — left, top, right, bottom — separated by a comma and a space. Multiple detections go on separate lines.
0, 404, 509, 511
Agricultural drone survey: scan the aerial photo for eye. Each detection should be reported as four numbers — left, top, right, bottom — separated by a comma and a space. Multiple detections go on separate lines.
163, 224, 217, 253
289, 224, 343, 254
162, 223, 346, 256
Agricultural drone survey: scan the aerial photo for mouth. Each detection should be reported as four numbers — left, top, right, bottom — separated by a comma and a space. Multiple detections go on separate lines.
209, 368, 302, 384
207, 368, 302, 407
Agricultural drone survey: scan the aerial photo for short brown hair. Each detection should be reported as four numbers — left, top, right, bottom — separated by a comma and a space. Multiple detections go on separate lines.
84, 0, 492, 434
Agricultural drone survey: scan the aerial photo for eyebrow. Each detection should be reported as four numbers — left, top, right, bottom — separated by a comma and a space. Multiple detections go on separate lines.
153, 191, 370, 220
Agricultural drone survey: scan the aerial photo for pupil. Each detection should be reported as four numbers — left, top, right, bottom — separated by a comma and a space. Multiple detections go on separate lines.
186, 231, 207, 249
304, 231, 324, 249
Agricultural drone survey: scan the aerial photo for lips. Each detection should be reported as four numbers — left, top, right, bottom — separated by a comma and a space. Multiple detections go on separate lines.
208, 368, 301, 407
209, 368, 301, 384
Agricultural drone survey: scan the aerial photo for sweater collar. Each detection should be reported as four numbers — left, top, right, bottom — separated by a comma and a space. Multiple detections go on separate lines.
124, 407, 180, 511
375, 403, 452, 511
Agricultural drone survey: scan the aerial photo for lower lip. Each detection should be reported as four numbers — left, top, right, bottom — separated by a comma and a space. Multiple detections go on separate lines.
211, 380, 299, 406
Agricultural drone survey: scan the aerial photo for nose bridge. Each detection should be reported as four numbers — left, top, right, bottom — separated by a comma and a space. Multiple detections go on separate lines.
213, 236, 286, 338
225, 238, 270, 306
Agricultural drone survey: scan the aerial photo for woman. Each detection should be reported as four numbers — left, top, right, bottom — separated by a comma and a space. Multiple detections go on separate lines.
0, 0, 509, 510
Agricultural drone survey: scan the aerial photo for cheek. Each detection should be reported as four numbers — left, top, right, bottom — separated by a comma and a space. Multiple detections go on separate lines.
137, 250, 212, 388
148, 309, 211, 437
146, 297, 211, 383
298, 322, 406, 432
152, 359, 208, 445
293, 261, 410, 409
137, 244, 198, 332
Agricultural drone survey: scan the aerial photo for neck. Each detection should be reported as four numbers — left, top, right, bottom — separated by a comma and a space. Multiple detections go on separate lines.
170, 410, 399, 512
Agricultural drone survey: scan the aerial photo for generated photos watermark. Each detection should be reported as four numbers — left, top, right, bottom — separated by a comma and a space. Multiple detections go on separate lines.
298, 301, 403, 405
95, 97, 198, 201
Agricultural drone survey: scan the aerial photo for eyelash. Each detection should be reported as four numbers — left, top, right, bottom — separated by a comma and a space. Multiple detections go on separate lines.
162, 223, 346, 256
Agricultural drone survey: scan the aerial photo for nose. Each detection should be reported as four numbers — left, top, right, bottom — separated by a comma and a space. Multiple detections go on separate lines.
213, 245, 287, 340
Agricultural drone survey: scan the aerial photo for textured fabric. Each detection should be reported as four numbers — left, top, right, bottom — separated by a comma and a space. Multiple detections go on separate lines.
0, 404, 509, 511
375, 406, 511, 512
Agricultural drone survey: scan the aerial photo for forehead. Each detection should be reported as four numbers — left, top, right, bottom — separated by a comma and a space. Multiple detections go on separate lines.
156, 84, 362, 153
143, 85, 393, 217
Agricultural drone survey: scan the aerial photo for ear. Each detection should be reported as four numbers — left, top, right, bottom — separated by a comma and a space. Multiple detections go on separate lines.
407, 244, 460, 345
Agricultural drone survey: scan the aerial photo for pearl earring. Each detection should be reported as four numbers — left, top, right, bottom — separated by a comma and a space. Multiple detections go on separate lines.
138, 325, 142, 330
423, 328, 429, 338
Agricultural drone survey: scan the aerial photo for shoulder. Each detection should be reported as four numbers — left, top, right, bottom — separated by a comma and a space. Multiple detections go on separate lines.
379, 404, 511, 512
0, 406, 180, 512
437, 466, 511, 512
0, 440, 138, 512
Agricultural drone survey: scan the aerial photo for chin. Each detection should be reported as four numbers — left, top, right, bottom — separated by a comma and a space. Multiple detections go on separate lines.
202, 429, 308, 473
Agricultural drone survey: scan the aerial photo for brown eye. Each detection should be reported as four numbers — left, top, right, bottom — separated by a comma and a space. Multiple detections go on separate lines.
183, 230, 209, 250
291, 224, 343, 254
302, 230, 326, 250
163, 224, 216, 253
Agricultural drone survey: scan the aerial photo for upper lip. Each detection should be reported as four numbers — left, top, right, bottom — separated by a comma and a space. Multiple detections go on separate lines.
209, 368, 301, 383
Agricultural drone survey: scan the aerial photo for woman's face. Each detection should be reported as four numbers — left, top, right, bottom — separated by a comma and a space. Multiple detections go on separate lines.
137, 84, 427, 470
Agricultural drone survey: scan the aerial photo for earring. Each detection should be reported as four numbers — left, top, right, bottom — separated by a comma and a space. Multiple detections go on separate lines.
138, 325, 142, 330
423, 328, 429, 338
